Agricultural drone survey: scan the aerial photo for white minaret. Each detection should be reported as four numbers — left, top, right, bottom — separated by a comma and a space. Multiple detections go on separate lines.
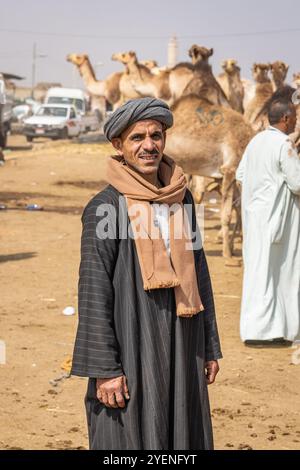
168, 35, 178, 68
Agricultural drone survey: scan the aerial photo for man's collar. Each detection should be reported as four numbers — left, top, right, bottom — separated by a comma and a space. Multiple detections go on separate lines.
268, 125, 285, 135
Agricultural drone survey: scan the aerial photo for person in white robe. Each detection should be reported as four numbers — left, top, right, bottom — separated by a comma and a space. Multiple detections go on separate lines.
236, 93, 300, 343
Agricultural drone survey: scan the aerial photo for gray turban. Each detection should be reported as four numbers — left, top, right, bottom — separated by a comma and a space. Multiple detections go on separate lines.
103, 97, 173, 141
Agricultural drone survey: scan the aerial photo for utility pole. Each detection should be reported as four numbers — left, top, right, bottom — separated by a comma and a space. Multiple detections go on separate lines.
31, 42, 47, 99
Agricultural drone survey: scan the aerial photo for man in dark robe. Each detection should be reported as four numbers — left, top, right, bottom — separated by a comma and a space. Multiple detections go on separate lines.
71, 97, 222, 450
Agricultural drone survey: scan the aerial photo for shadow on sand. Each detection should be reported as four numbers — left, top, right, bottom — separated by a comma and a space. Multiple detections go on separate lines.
0, 252, 37, 263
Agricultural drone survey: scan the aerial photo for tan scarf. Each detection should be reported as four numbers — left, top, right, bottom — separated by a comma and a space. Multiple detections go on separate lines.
107, 154, 204, 317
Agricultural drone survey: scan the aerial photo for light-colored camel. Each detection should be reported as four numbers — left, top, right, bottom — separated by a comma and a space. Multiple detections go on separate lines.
244, 63, 273, 129
292, 72, 300, 89
111, 51, 171, 103
181, 45, 230, 107
141, 60, 169, 76
165, 95, 253, 258
66, 53, 122, 107
270, 61, 289, 91
242, 78, 256, 110
241, 61, 288, 116
217, 59, 244, 113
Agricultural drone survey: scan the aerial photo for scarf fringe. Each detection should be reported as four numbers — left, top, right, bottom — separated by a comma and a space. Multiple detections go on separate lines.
176, 304, 205, 317
144, 279, 180, 290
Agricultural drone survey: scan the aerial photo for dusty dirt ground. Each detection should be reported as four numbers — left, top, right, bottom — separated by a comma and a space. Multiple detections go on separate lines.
0, 134, 299, 450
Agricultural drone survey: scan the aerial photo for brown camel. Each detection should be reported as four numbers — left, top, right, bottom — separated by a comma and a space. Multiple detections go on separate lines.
188, 44, 213, 65
66, 53, 122, 108
165, 95, 253, 258
217, 59, 244, 113
270, 61, 289, 91
111, 51, 171, 103
168, 45, 228, 106
256, 85, 300, 149
181, 46, 230, 107
244, 63, 273, 129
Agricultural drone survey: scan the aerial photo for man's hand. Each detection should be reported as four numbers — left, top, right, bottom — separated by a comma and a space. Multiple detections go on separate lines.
205, 360, 219, 385
96, 375, 130, 409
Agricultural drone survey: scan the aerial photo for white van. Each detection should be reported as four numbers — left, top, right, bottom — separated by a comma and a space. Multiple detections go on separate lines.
45, 87, 86, 114
45, 88, 100, 132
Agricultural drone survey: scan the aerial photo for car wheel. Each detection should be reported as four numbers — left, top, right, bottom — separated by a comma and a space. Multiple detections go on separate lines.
60, 127, 68, 139
0, 131, 7, 148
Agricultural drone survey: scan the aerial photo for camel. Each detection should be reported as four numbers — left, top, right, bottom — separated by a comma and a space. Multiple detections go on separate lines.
141, 60, 169, 76
244, 63, 273, 129
180, 45, 230, 107
171, 45, 231, 226
165, 95, 253, 259
217, 59, 244, 113
188, 44, 213, 65
242, 78, 256, 110
168, 44, 229, 106
292, 72, 300, 89
270, 61, 289, 91
66, 53, 122, 108
111, 51, 171, 104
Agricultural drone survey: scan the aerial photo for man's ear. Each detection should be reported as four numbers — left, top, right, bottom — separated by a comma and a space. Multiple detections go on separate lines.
282, 114, 289, 125
111, 137, 123, 155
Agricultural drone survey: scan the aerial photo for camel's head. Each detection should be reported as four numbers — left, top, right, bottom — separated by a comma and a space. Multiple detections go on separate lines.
292, 72, 300, 89
270, 61, 289, 84
252, 63, 271, 83
111, 51, 137, 65
141, 60, 158, 70
66, 53, 89, 66
221, 58, 240, 75
188, 45, 213, 65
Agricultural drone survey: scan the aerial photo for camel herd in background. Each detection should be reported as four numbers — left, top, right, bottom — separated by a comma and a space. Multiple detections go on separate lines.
66, 46, 300, 259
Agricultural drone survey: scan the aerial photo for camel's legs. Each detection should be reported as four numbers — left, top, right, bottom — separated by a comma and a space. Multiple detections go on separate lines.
229, 182, 242, 252
220, 171, 235, 258
190, 175, 206, 204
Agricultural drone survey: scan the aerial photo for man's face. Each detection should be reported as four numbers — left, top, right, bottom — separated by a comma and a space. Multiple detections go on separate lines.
111, 119, 166, 176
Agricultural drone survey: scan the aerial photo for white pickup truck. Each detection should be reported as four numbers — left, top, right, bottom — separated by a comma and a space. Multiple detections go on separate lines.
45, 87, 101, 133
23, 104, 81, 141
0, 73, 13, 148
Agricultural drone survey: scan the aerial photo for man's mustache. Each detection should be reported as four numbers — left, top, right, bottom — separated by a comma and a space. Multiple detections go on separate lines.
139, 150, 159, 156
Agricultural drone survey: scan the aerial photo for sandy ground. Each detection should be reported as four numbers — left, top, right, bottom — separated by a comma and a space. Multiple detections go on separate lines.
0, 134, 299, 450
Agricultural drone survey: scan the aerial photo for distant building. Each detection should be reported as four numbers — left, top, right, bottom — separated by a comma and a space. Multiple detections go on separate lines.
168, 35, 178, 68
13, 82, 62, 103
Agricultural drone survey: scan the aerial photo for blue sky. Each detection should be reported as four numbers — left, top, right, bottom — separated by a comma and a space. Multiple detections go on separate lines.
1, 0, 300, 88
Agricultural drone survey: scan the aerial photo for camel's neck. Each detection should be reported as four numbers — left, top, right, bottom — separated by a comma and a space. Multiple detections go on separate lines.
193, 62, 213, 76
127, 60, 151, 81
227, 71, 243, 89
78, 59, 105, 95
271, 77, 284, 90
256, 75, 270, 85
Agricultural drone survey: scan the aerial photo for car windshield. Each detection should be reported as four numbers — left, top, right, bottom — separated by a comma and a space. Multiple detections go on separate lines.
48, 97, 83, 111
36, 106, 68, 117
